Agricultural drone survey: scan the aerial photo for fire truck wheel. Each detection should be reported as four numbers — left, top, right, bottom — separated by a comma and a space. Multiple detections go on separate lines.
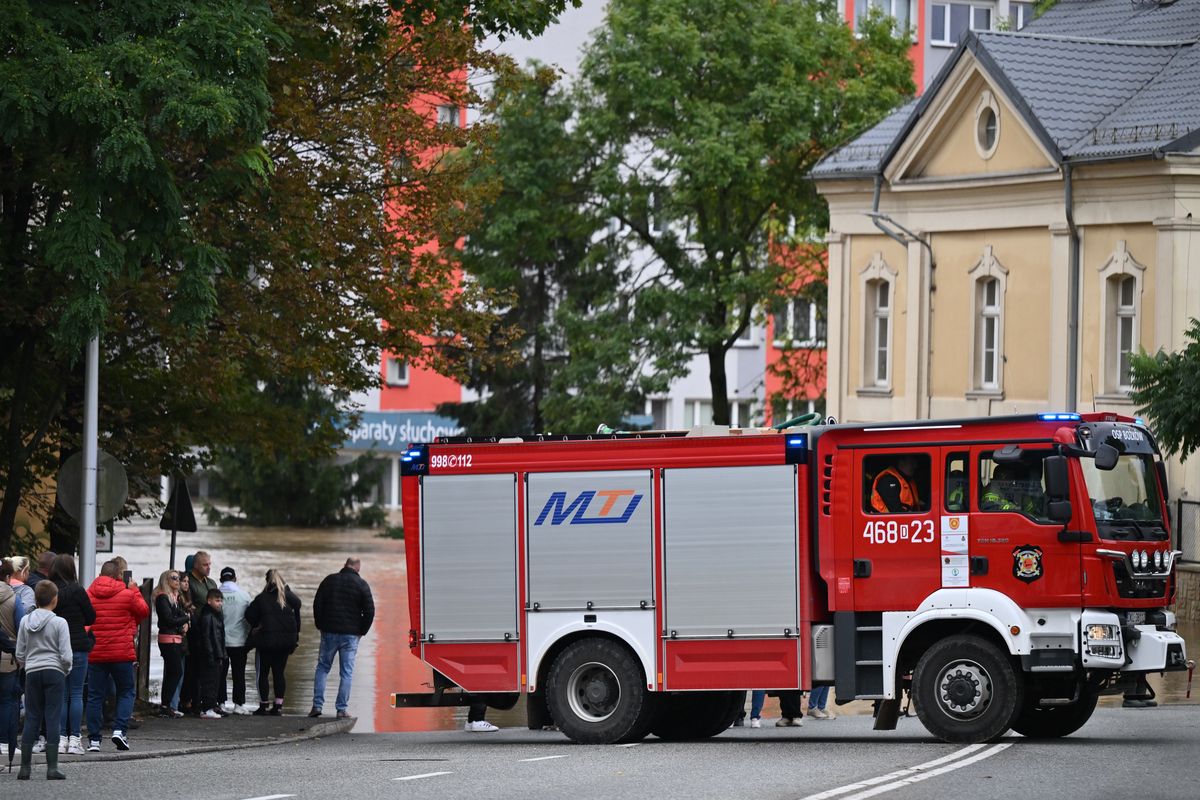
649, 691, 745, 741
913, 635, 1022, 744
1009, 688, 1098, 739
546, 638, 656, 745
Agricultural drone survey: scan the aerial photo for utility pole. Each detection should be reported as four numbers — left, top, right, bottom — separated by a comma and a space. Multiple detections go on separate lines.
80, 334, 99, 583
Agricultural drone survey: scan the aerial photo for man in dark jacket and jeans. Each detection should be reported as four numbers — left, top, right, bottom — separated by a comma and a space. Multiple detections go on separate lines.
308, 558, 374, 718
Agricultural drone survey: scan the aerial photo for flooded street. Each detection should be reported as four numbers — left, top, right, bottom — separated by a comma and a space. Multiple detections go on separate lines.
111, 517, 1197, 733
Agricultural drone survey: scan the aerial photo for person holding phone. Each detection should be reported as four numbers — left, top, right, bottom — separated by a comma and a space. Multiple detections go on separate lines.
85, 560, 148, 752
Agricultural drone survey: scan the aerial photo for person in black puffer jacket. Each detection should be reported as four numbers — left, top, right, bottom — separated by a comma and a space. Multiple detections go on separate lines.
244, 569, 301, 716
309, 558, 375, 718
50, 555, 95, 755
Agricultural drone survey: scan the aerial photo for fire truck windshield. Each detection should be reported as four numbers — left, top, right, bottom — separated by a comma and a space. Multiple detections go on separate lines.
1079, 453, 1167, 541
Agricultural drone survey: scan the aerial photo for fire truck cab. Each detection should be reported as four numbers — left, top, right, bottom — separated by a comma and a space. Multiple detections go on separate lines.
394, 412, 1189, 744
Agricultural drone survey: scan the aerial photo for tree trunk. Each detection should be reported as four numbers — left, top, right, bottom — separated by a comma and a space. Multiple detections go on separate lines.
708, 344, 731, 425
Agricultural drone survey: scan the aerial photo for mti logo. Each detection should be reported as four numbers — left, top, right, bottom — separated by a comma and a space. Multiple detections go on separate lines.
534, 490, 643, 526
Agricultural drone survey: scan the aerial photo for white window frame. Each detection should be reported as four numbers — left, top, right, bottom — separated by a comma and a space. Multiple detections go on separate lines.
930, 2, 994, 46
967, 246, 1008, 395
856, 0, 918, 35
773, 297, 827, 348
385, 357, 409, 387
435, 104, 459, 127
1012, 2, 1033, 30
859, 251, 897, 392
1097, 240, 1146, 397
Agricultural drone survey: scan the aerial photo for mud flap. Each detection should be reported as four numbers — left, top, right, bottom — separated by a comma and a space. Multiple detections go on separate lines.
873, 697, 901, 730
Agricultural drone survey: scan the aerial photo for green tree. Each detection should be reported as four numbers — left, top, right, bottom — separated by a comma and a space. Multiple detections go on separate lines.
1130, 318, 1200, 459
0, 0, 577, 554
440, 66, 680, 435
208, 379, 384, 527
575, 0, 914, 424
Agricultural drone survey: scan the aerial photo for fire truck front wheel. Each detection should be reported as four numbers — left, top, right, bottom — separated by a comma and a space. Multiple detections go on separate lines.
546, 638, 656, 745
1008, 687, 1098, 739
912, 635, 1022, 744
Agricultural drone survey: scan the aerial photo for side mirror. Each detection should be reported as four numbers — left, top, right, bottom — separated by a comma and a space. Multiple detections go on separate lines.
993, 444, 1023, 463
1094, 443, 1120, 471
1044, 455, 1069, 501
1048, 501, 1073, 522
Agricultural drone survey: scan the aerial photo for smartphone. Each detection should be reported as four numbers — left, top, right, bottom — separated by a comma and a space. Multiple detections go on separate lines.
123, 570, 133, 584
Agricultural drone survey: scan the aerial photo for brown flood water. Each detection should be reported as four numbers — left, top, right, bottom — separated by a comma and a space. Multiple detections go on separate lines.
112, 518, 1197, 732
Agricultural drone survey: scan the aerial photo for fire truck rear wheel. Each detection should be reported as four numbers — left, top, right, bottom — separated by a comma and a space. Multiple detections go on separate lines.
649, 691, 745, 740
1009, 687, 1098, 739
546, 638, 656, 745
913, 635, 1021, 744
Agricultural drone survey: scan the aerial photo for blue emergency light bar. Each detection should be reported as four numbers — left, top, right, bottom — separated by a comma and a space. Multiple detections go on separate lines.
400, 444, 429, 476
1039, 413, 1082, 422
785, 434, 808, 465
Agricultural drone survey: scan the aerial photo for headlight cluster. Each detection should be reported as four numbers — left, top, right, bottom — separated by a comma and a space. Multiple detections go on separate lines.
1085, 623, 1122, 659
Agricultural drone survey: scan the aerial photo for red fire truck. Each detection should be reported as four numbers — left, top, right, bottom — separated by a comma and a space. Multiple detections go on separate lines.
392, 412, 1190, 743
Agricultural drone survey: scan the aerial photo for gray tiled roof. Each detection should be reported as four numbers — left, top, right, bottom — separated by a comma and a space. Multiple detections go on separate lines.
813, 7, 1200, 180
810, 100, 918, 178
1025, 0, 1200, 42
975, 32, 1191, 158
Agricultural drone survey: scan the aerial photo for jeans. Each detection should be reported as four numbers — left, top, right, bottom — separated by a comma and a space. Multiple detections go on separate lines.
808, 685, 830, 711
22, 669, 64, 753
86, 661, 134, 740
158, 643, 185, 710
0, 669, 19, 749
312, 633, 360, 712
59, 651, 89, 737
750, 690, 766, 719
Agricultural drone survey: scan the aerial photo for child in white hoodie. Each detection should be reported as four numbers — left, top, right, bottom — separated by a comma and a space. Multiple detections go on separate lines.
15, 580, 72, 781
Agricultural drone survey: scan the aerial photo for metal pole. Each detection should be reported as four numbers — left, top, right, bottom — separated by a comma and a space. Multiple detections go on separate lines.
80, 334, 99, 584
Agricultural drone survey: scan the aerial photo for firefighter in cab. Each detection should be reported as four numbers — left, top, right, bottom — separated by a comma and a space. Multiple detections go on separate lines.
871, 454, 925, 513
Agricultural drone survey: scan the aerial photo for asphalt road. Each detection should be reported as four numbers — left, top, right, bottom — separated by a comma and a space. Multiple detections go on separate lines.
7, 705, 1199, 800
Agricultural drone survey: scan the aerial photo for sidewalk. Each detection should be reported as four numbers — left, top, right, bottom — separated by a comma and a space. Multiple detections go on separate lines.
3, 713, 356, 766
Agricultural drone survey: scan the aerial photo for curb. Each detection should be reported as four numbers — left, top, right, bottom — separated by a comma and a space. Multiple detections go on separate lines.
56, 717, 357, 764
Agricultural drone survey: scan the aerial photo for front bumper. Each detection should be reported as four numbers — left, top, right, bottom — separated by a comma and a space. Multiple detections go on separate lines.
1122, 625, 1189, 673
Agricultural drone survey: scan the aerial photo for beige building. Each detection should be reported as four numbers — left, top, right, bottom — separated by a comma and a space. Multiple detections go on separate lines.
813, 2, 1200, 613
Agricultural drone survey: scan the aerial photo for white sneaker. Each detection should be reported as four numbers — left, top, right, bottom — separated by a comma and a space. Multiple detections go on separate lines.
221, 701, 236, 713
200, 709, 222, 720
233, 704, 253, 715
749, 717, 762, 728
809, 708, 833, 720
465, 720, 499, 732
0, 743, 17, 756
775, 717, 804, 727
31, 736, 46, 753
111, 730, 130, 751
68, 735, 85, 755
58, 737, 67, 754
87, 739, 101, 752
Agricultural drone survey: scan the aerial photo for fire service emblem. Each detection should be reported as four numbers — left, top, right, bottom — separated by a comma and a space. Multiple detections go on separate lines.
1012, 545, 1043, 583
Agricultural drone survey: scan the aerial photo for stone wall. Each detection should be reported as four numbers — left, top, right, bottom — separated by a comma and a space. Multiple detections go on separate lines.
1173, 563, 1200, 622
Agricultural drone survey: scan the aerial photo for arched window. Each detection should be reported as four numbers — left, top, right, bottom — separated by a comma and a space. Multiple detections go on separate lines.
1097, 241, 1145, 397
1113, 275, 1137, 391
977, 277, 1001, 390
967, 246, 1007, 395
867, 279, 891, 387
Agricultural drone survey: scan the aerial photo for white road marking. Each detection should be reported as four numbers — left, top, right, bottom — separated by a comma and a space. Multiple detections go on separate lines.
799, 744, 990, 800
393, 771, 454, 781
520, 755, 570, 762
242, 795, 295, 800
618, 742, 641, 748
839, 744, 1011, 800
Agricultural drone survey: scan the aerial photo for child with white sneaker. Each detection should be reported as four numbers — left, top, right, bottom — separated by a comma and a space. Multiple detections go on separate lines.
15, 580, 72, 780
195, 588, 228, 719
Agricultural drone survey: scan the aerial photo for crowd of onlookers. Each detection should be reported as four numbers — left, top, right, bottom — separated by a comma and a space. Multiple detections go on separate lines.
1, 549, 375, 781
